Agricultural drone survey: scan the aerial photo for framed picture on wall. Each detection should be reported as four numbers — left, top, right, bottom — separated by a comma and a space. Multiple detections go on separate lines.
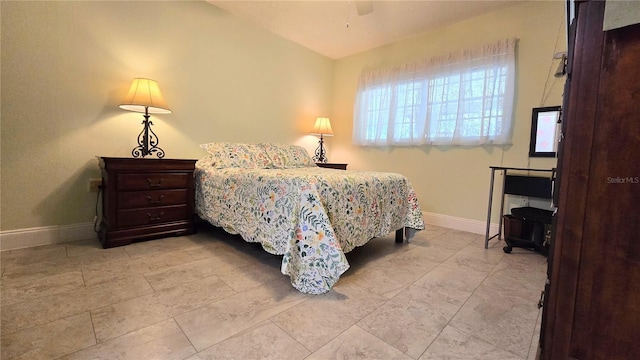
529, 106, 561, 157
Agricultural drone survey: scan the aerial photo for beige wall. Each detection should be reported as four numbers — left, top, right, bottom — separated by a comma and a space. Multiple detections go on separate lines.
1, 1, 334, 231
1, 0, 566, 235
330, 0, 566, 222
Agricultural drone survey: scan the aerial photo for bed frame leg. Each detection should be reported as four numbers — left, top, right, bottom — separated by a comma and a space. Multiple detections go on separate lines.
395, 228, 404, 243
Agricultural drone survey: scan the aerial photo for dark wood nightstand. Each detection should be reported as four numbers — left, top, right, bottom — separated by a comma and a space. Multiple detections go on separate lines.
98, 157, 197, 248
316, 163, 348, 170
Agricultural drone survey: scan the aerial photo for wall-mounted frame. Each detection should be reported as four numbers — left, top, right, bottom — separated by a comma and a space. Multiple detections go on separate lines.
529, 106, 561, 157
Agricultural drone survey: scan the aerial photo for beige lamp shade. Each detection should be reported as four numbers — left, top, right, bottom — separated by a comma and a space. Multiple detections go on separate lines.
311, 117, 334, 136
119, 78, 172, 114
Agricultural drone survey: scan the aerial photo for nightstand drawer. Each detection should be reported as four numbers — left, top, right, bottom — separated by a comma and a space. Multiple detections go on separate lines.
117, 189, 188, 209
99, 157, 197, 248
117, 205, 189, 228
117, 173, 190, 191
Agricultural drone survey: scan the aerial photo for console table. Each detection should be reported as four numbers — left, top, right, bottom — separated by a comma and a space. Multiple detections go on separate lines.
484, 166, 555, 249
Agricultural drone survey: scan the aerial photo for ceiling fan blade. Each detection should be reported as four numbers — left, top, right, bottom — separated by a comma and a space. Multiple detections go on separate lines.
355, 1, 374, 16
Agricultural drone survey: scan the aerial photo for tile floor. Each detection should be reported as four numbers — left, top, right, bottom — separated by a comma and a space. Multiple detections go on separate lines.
0, 224, 547, 360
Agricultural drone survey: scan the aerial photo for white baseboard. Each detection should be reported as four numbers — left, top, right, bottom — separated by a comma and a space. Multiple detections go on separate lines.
0, 223, 96, 251
0, 213, 497, 251
422, 211, 500, 236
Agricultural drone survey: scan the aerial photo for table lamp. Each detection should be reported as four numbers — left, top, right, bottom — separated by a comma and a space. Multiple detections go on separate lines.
119, 78, 171, 158
310, 117, 333, 163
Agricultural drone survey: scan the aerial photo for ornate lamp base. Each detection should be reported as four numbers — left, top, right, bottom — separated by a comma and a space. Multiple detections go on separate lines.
312, 135, 328, 163
132, 109, 164, 158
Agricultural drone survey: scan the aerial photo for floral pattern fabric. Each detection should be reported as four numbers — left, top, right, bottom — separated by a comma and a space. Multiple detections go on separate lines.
199, 142, 274, 169
199, 142, 316, 169
260, 143, 317, 168
195, 165, 425, 294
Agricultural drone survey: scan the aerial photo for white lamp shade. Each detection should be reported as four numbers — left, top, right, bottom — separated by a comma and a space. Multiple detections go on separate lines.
311, 117, 334, 136
119, 78, 172, 114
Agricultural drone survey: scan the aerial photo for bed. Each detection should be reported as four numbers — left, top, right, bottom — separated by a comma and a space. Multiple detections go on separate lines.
194, 142, 425, 294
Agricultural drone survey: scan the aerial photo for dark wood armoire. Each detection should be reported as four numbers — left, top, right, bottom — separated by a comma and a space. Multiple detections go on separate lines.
541, 1, 640, 359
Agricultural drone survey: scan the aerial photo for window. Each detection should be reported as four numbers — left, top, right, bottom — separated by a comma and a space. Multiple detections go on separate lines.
353, 39, 516, 146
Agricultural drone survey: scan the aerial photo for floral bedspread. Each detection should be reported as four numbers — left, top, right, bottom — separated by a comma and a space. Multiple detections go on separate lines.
194, 166, 425, 294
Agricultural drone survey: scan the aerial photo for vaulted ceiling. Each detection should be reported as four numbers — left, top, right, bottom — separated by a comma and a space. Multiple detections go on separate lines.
208, 0, 528, 59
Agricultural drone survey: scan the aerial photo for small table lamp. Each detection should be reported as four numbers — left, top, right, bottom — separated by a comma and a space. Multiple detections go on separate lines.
310, 117, 334, 163
119, 78, 171, 158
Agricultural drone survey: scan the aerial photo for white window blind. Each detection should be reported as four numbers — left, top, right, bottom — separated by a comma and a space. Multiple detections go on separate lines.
353, 38, 517, 146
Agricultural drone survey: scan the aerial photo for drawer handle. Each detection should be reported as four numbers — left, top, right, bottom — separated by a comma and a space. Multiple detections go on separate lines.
147, 212, 164, 222
147, 178, 164, 188
146, 195, 165, 204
